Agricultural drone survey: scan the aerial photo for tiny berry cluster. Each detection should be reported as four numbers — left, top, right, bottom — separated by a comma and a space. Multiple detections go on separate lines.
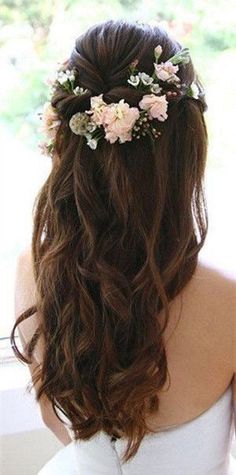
132, 113, 162, 140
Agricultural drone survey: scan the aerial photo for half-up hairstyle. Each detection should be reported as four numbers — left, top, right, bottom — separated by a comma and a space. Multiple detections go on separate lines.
11, 19, 208, 462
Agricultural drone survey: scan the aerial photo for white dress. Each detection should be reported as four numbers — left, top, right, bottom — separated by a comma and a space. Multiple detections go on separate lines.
38, 382, 236, 474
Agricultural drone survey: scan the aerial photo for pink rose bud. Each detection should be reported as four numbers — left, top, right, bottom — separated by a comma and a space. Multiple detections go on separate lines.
154, 45, 163, 61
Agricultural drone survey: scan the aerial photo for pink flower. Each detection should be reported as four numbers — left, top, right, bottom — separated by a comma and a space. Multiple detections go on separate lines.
154, 61, 180, 83
154, 45, 163, 61
40, 102, 61, 140
86, 94, 107, 125
38, 142, 50, 155
102, 99, 140, 143
139, 94, 168, 121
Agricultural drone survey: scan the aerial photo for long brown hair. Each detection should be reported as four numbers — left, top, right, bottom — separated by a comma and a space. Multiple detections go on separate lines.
11, 19, 208, 462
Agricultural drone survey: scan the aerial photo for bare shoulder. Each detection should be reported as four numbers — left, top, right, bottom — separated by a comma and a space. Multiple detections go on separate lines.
16, 246, 34, 275
190, 259, 236, 370
173, 258, 236, 360
15, 246, 37, 312
14, 246, 44, 364
196, 259, 236, 284
185, 259, 236, 309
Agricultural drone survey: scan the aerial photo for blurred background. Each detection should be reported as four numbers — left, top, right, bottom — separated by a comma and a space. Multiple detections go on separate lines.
0, 2, 236, 473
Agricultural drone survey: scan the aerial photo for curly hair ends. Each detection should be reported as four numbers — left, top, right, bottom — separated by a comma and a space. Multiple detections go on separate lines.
10, 19, 208, 463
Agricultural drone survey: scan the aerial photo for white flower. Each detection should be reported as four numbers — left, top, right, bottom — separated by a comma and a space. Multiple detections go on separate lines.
87, 122, 97, 133
65, 69, 75, 81
57, 72, 69, 85
90, 94, 106, 109
150, 83, 162, 94
138, 72, 154, 85
127, 75, 140, 87
73, 86, 88, 95
69, 112, 89, 135
190, 82, 199, 99
87, 138, 98, 149
154, 45, 163, 61
57, 69, 75, 85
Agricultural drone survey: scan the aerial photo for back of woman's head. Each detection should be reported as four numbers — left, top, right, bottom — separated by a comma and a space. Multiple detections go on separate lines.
11, 19, 208, 462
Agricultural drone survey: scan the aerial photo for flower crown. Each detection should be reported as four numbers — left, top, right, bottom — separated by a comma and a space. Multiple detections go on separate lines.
39, 45, 200, 154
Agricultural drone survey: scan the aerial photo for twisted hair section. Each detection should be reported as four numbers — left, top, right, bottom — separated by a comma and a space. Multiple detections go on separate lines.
11, 20, 208, 462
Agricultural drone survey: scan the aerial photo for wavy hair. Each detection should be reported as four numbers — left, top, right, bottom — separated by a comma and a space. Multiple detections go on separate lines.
11, 19, 208, 462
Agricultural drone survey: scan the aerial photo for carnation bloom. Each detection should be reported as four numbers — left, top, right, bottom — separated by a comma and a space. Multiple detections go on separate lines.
102, 99, 140, 143
154, 61, 180, 83
40, 102, 61, 140
86, 94, 107, 125
139, 94, 168, 121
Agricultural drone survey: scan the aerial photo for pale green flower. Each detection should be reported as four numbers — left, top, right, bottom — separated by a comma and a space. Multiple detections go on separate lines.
69, 112, 89, 135
138, 72, 154, 85
150, 83, 162, 94
189, 82, 199, 99
168, 47, 190, 65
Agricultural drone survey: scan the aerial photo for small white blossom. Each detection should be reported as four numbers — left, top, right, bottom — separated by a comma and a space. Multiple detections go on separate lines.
65, 69, 75, 81
57, 69, 75, 85
190, 82, 199, 99
57, 72, 69, 85
87, 138, 98, 149
87, 122, 97, 133
127, 75, 140, 87
150, 83, 162, 94
73, 86, 88, 95
138, 72, 154, 85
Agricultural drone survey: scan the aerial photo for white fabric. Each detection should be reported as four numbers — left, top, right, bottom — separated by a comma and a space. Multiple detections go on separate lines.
38, 382, 236, 474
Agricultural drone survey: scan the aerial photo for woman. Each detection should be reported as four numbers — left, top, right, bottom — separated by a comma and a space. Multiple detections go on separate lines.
11, 19, 236, 474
